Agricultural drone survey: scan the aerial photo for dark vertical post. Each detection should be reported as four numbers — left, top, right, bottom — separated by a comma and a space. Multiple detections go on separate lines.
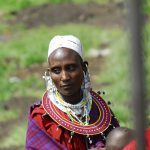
127, 0, 146, 149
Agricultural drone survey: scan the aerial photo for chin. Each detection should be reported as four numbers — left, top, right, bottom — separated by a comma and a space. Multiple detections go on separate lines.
59, 89, 76, 96
60, 91, 74, 96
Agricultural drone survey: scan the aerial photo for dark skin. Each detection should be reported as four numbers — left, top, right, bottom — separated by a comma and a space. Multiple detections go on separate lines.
89, 127, 135, 150
48, 47, 85, 104
106, 127, 135, 150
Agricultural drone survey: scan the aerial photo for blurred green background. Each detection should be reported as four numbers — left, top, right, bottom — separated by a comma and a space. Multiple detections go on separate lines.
0, 0, 150, 149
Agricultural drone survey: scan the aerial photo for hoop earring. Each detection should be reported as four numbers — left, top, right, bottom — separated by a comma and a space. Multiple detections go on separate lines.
43, 68, 56, 93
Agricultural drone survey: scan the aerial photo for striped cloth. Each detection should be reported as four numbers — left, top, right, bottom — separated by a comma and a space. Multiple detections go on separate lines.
25, 113, 67, 150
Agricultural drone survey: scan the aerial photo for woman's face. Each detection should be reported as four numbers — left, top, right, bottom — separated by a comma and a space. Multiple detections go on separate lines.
48, 48, 84, 97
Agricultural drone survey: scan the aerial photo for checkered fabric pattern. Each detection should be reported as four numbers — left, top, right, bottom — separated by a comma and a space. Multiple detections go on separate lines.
25, 115, 67, 150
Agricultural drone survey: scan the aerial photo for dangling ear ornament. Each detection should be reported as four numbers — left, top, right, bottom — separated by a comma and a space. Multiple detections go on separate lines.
42, 68, 56, 93
81, 70, 91, 91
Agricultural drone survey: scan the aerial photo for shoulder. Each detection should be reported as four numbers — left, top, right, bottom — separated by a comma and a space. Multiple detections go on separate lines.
28, 101, 46, 120
30, 101, 43, 112
27, 101, 53, 129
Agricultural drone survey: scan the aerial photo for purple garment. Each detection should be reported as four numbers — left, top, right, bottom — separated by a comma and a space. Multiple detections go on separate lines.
25, 114, 67, 150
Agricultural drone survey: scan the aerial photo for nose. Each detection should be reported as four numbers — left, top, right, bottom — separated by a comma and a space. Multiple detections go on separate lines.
61, 71, 70, 81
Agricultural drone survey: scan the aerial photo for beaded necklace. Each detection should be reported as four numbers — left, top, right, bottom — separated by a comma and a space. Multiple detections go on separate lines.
48, 89, 92, 125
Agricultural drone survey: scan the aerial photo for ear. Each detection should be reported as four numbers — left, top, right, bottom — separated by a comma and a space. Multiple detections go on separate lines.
82, 61, 88, 73
84, 61, 88, 66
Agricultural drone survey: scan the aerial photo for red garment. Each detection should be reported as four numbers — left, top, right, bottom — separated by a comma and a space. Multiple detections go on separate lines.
26, 114, 66, 150
31, 104, 86, 150
29, 92, 120, 149
122, 140, 136, 150
122, 128, 150, 150
146, 128, 150, 150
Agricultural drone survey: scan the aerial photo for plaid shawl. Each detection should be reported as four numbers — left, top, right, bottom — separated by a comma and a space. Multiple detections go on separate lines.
25, 102, 67, 150
25, 110, 67, 150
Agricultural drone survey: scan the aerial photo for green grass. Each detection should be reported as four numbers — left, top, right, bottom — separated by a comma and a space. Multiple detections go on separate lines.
0, 108, 21, 122
97, 32, 130, 100
0, 122, 27, 149
0, 0, 111, 14
94, 30, 132, 127
144, 24, 150, 98
143, 0, 150, 14
144, 24, 150, 127
0, 0, 50, 13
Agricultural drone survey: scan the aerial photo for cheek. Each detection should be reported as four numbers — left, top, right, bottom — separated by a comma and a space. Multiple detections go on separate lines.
74, 71, 84, 85
51, 75, 60, 86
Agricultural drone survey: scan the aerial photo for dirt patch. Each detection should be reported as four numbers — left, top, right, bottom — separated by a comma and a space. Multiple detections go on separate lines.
0, 96, 37, 150
0, 96, 37, 138
14, 63, 47, 79
9, 2, 126, 28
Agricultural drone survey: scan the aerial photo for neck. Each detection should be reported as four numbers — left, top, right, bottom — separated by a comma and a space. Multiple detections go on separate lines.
60, 90, 83, 104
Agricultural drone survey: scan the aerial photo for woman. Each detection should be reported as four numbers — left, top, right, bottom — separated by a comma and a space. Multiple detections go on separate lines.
25, 35, 119, 150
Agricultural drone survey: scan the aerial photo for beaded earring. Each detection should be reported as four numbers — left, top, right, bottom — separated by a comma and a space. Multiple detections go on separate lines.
43, 68, 56, 93
81, 70, 91, 91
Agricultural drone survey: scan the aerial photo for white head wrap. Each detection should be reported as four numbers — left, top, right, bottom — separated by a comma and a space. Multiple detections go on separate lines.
48, 35, 83, 59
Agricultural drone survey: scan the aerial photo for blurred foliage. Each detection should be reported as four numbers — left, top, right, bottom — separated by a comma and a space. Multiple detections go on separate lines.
95, 30, 132, 127
144, 24, 150, 99
0, 0, 49, 13
143, 0, 150, 14
0, 0, 119, 13
0, 108, 21, 122
0, 122, 27, 149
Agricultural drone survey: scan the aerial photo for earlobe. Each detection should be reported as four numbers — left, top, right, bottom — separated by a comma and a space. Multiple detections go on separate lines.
81, 61, 91, 91
83, 61, 88, 73
84, 61, 88, 66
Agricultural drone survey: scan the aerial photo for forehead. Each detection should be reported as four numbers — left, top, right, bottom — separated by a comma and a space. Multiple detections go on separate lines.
48, 48, 81, 64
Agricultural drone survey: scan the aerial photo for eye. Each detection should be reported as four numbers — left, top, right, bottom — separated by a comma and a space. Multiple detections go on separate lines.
51, 67, 61, 74
67, 64, 77, 72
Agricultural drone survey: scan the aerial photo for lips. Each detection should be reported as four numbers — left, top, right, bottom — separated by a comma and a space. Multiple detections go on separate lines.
61, 84, 73, 89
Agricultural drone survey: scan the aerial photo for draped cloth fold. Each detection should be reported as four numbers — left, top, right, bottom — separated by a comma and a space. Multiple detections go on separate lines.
26, 114, 67, 150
